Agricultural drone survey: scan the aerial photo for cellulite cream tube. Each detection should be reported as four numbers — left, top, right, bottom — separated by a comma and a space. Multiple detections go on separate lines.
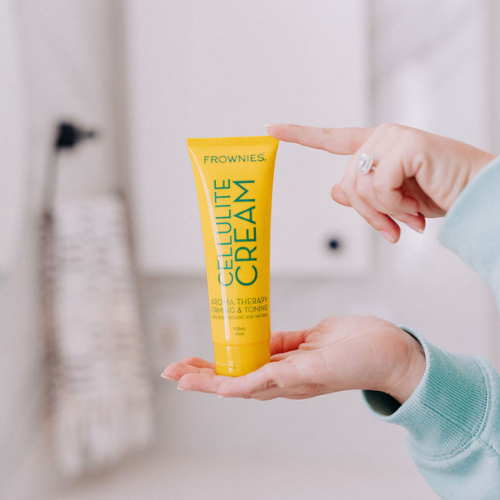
187, 136, 279, 376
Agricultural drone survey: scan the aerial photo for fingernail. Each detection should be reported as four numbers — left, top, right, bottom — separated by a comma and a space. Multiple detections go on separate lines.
407, 223, 424, 234
380, 231, 395, 243
265, 123, 282, 128
160, 372, 175, 380
217, 395, 226, 399
177, 386, 185, 391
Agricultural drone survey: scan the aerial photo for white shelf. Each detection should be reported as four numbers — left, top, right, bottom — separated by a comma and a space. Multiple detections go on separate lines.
125, 0, 371, 277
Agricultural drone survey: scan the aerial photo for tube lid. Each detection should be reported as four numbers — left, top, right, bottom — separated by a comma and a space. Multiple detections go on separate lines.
214, 343, 270, 377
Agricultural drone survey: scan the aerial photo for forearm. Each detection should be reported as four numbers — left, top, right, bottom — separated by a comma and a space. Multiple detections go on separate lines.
364, 156, 500, 498
364, 328, 500, 500
439, 156, 500, 298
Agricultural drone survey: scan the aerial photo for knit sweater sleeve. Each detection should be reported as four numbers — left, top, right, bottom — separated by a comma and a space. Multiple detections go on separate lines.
363, 157, 500, 500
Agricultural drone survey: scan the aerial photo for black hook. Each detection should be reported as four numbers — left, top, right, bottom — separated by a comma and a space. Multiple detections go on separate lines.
43, 121, 99, 220
54, 122, 98, 151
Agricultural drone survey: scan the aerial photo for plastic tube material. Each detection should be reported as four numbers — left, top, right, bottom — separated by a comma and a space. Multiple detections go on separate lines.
187, 136, 279, 376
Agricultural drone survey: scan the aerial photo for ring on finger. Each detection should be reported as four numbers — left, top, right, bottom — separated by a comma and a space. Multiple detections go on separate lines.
356, 153, 376, 175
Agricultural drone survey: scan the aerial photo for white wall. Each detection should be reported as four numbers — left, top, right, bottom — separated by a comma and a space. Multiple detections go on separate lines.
2, 1, 499, 500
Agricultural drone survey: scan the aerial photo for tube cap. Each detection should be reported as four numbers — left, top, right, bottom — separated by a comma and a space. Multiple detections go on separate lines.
214, 343, 270, 377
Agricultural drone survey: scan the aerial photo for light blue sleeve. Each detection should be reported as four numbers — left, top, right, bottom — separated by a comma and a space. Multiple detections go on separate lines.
363, 157, 500, 499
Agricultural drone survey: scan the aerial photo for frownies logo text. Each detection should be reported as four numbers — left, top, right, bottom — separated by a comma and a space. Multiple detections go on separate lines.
204, 154, 266, 163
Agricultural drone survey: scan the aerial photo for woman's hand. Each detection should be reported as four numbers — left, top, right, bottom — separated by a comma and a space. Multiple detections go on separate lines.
162, 316, 426, 404
266, 123, 495, 243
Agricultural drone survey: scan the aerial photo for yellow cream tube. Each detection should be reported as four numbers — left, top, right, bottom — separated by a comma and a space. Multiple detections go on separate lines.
187, 136, 279, 376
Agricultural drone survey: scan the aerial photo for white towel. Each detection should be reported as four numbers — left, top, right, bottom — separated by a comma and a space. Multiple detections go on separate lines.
42, 194, 154, 477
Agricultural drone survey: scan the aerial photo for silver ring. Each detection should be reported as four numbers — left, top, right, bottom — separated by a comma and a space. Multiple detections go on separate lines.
356, 153, 375, 175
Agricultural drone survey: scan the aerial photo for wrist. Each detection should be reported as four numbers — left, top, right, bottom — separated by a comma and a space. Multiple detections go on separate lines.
384, 331, 426, 404
465, 152, 497, 198
436, 150, 495, 213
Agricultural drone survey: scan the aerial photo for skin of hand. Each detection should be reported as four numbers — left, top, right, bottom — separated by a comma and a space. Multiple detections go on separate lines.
162, 316, 426, 404
265, 122, 495, 243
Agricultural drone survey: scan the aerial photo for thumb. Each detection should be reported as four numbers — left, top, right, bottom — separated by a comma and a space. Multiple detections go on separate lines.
331, 184, 350, 207
265, 124, 374, 155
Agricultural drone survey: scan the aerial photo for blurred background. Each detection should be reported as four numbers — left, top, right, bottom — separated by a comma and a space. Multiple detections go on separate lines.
1, 1, 499, 499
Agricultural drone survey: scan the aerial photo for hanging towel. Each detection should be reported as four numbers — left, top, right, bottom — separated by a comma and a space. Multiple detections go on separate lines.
41, 194, 154, 477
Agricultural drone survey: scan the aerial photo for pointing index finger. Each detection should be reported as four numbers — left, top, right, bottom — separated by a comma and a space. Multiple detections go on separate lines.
265, 124, 374, 155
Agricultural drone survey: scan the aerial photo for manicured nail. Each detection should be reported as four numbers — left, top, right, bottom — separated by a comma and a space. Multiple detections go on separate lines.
407, 223, 424, 234
380, 231, 395, 243
160, 372, 175, 380
177, 386, 185, 391
217, 395, 226, 399
265, 123, 283, 128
